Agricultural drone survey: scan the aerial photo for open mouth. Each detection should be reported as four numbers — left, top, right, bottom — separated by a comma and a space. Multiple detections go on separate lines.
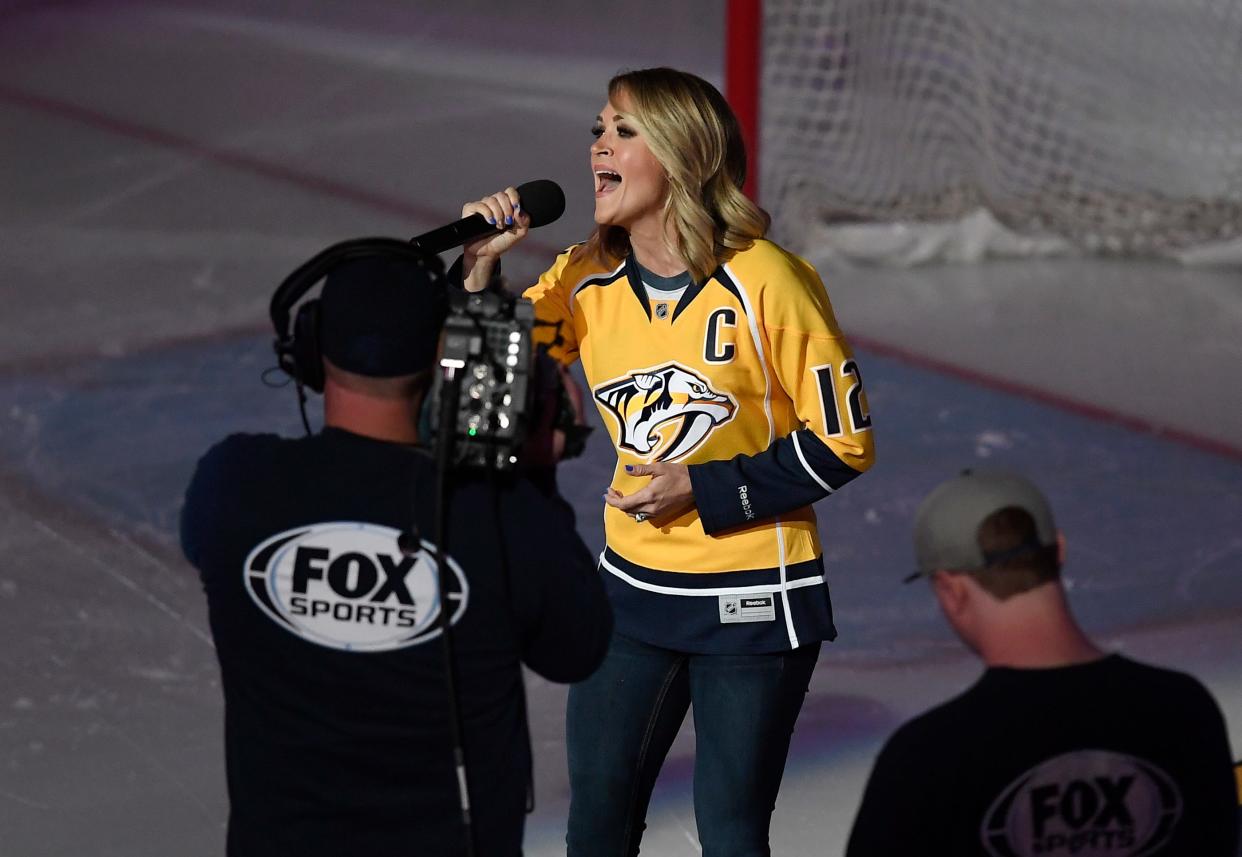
594, 168, 622, 195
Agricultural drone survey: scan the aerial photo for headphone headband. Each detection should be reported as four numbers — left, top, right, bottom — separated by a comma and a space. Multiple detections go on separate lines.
270, 237, 445, 393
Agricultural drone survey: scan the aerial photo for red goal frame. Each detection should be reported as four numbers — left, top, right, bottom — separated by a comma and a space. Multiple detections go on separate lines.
725, 0, 762, 201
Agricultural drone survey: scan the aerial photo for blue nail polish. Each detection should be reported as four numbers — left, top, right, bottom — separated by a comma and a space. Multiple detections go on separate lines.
624, 465, 634, 473
486, 216, 495, 225
505, 215, 513, 226
514, 202, 521, 212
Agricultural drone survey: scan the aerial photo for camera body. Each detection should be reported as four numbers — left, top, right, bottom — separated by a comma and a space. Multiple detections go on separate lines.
435, 287, 536, 471
269, 238, 581, 471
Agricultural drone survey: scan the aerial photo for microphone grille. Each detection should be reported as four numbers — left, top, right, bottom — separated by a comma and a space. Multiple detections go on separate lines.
515, 179, 566, 229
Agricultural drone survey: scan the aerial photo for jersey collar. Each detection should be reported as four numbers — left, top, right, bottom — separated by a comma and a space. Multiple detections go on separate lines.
623, 254, 724, 322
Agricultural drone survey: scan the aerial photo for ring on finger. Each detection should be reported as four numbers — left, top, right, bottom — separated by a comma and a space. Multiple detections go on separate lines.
634, 513, 648, 523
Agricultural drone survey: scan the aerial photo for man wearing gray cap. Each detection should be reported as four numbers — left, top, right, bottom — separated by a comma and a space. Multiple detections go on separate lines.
846, 468, 1237, 857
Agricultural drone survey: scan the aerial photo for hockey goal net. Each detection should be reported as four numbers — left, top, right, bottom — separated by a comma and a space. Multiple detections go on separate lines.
745, 0, 1242, 264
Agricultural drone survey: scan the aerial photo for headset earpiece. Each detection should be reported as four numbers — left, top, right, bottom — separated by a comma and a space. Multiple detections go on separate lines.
290, 299, 325, 392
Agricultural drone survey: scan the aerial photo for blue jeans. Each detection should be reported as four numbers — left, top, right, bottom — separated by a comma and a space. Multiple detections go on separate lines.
565, 633, 820, 857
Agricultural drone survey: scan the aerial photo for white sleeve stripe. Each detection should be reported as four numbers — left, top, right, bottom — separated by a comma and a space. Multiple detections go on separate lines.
792, 431, 835, 494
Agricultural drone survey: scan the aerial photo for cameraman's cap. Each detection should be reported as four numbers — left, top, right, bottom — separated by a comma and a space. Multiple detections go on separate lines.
906, 468, 1057, 583
319, 254, 447, 377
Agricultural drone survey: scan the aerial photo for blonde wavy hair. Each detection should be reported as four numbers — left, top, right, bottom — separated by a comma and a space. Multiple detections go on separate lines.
572, 67, 770, 284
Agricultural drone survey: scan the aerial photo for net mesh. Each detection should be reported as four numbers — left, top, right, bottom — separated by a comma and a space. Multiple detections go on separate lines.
760, 0, 1242, 259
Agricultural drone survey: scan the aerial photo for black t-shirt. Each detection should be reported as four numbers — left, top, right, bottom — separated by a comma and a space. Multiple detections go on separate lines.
847, 655, 1237, 857
181, 428, 612, 857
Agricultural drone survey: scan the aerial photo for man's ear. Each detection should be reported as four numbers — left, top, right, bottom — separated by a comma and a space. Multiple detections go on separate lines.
931, 571, 969, 620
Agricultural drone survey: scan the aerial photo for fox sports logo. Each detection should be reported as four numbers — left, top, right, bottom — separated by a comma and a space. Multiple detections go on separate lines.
244, 522, 468, 652
981, 749, 1182, 857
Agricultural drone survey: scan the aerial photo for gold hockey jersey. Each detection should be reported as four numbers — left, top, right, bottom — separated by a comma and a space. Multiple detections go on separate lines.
524, 239, 875, 653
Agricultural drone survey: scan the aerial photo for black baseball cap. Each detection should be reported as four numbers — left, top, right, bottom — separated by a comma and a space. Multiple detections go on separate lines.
319, 254, 447, 378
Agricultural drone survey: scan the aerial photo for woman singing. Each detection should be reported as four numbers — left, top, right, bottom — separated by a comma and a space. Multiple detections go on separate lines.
458, 67, 875, 857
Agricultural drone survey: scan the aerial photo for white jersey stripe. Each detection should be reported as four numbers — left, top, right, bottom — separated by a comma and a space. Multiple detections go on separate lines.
792, 431, 835, 494
723, 264, 799, 647
724, 263, 774, 446
599, 553, 824, 597
774, 518, 799, 648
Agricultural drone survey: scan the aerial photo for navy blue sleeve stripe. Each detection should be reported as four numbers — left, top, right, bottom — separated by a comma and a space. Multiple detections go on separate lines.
688, 428, 862, 535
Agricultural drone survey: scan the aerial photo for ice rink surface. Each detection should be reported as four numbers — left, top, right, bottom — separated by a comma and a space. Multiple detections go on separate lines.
1, 3, 1239, 855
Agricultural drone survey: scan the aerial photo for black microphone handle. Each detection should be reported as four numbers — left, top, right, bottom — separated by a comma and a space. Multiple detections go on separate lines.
408, 213, 495, 255
408, 179, 566, 256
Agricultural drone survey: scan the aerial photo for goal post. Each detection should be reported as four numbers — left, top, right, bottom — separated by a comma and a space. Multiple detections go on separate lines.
727, 0, 1242, 265
726, 0, 763, 201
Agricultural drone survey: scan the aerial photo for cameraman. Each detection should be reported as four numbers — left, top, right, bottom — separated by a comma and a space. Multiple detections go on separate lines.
181, 253, 612, 856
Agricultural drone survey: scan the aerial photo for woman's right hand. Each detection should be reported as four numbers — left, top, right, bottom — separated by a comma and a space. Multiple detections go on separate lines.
460, 187, 531, 293
462, 185, 530, 256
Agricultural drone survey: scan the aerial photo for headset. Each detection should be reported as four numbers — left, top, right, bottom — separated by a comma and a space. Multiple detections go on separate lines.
269, 237, 446, 395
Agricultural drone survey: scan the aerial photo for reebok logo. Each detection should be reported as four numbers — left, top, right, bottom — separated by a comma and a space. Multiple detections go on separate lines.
738, 484, 755, 520
718, 593, 775, 624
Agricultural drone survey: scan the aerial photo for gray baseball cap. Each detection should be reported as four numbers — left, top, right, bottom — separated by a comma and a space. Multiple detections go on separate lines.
906, 468, 1057, 583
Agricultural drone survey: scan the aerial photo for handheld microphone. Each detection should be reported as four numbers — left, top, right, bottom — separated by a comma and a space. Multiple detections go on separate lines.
409, 179, 566, 255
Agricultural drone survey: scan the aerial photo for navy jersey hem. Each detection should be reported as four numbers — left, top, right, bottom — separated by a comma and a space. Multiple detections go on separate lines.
598, 546, 836, 654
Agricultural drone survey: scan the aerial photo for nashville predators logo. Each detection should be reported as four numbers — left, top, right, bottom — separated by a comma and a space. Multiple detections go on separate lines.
593, 363, 737, 462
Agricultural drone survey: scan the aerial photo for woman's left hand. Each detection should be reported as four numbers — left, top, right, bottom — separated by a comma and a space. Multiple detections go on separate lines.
605, 463, 696, 522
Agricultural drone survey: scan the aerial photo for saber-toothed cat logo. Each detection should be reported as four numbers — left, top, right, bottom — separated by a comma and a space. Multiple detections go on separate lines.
593, 363, 737, 462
